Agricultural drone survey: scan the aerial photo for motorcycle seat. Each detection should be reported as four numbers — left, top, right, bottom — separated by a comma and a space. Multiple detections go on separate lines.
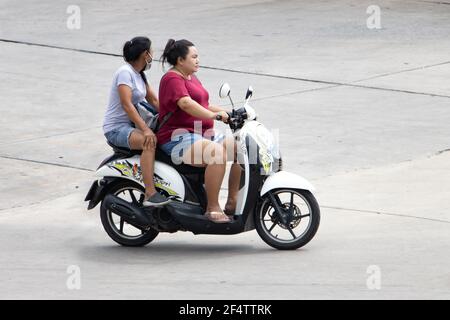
155, 148, 206, 175
106, 141, 205, 175
107, 141, 142, 156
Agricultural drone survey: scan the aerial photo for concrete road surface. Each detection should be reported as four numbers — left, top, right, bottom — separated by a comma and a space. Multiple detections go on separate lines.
0, 0, 449, 299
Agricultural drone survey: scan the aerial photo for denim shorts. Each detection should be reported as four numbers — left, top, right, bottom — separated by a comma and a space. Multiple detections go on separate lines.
104, 125, 135, 149
160, 132, 225, 164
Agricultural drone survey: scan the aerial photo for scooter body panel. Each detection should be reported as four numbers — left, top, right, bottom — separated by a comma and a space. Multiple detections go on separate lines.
95, 156, 185, 201
165, 201, 246, 234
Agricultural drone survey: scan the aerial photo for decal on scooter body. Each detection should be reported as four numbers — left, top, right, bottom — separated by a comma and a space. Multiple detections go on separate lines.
109, 160, 143, 182
96, 155, 185, 201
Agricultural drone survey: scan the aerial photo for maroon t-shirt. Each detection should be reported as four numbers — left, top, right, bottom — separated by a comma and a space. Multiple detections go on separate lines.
157, 72, 214, 145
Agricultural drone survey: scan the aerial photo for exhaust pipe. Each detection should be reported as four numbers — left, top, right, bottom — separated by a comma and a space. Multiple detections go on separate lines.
102, 194, 153, 229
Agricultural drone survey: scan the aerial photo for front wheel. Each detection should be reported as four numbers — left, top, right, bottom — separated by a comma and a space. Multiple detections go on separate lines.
255, 189, 320, 250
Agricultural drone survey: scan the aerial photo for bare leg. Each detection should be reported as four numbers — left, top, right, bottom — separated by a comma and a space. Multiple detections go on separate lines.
182, 140, 229, 221
128, 130, 157, 199
225, 162, 241, 214
140, 149, 157, 198
204, 163, 226, 213
222, 137, 241, 214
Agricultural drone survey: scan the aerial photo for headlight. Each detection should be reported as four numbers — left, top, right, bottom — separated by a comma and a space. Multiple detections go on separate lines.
253, 125, 282, 174
254, 125, 273, 150
259, 149, 273, 174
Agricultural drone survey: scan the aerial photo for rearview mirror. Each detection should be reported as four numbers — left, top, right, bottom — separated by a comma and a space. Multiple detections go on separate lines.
219, 83, 231, 98
245, 86, 253, 100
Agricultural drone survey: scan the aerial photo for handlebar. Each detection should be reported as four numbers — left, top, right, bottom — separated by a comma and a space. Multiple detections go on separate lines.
228, 109, 247, 130
215, 109, 247, 130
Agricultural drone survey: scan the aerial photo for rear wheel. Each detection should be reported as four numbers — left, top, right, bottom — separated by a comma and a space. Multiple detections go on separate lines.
255, 189, 320, 250
100, 180, 159, 247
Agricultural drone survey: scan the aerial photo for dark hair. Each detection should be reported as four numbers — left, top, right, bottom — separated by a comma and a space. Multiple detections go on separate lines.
161, 39, 194, 67
123, 36, 151, 62
123, 36, 151, 84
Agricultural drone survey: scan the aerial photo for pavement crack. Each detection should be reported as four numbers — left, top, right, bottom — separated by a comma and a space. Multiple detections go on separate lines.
340, 83, 450, 99
0, 127, 101, 146
351, 60, 450, 83
0, 198, 54, 213
0, 38, 122, 57
0, 191, 83, 214
217, 84, 340, 107
1, 38, 449, 99
0, 155, 94, 172
435, 148, 450, 155
323, 205, 450, 224
420, 1, 450, 5
0, 69, 106, 88
241, 84, 341, 102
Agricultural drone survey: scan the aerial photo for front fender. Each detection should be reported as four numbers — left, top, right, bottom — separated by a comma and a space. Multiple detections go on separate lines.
260, 171, 316, 196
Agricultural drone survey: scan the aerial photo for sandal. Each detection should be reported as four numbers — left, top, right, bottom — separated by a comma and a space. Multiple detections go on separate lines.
224, 200, 236, 216
223, 206, 236, 216
205, 211, 231, 223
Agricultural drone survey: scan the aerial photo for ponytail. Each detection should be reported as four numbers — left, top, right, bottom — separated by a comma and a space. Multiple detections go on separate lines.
140, 71, 148, 85
122, 40, 133, 61
123, 36, 151, 63
160, 39, 194, 68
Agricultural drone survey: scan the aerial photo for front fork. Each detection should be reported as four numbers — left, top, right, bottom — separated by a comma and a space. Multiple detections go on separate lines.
267, 191, 293, 226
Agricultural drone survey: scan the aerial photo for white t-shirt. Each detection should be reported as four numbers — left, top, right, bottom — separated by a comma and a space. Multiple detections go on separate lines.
103, 63, 147, 133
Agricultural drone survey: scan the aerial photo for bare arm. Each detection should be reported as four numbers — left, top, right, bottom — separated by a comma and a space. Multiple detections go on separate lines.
177, 96, 217, 119
208, 104, 228, 113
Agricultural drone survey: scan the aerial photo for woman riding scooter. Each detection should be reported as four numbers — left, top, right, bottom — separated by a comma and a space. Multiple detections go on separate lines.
157, 39, 241, 223
103, 36, 170, 207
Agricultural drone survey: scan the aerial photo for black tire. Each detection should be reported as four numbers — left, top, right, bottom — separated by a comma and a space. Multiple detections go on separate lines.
255, 189, 320, 250
100, 179, 159, 247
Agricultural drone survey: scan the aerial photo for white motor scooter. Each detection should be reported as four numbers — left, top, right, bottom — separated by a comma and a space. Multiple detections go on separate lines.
85, 83, 320, 250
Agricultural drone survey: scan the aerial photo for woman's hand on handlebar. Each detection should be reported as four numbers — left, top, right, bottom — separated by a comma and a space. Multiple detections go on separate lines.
215, 111, 230, 124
